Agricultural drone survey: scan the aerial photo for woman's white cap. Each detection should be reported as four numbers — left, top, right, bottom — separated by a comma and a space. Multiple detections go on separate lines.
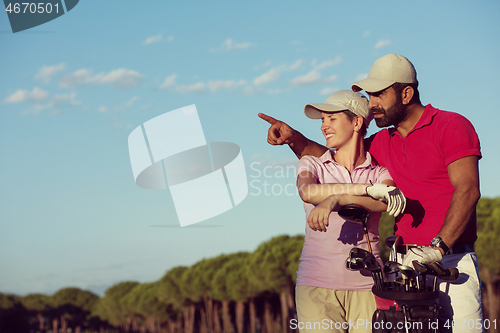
304, 90, 372, 127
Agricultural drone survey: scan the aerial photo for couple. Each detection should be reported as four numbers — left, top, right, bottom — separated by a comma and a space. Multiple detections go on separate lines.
260, 54, 482, 333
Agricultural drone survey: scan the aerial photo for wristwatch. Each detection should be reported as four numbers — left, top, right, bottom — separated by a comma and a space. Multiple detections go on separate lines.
430, 236, 449, 255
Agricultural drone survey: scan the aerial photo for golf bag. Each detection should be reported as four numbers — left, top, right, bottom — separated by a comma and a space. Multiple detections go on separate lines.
371, 284, 439, 333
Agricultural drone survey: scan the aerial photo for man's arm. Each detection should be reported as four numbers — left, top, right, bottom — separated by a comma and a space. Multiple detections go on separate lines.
258, 113, 327, 158
434, 155, 481, 254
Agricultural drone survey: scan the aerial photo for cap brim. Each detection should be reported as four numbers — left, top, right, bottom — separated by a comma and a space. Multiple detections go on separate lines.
304, 103, 347, 119
351, 78, 395, 93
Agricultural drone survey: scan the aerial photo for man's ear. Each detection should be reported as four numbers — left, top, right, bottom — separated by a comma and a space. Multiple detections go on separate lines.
401, 86, 414, 105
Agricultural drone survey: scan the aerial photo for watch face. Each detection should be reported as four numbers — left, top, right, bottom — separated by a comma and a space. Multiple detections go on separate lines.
431, 237, 441, 247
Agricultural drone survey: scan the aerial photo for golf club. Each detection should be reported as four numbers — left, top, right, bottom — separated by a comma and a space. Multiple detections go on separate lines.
345, 257, 364, 271
385, 235, 402, 262
338, 205, 372, 253
412, 260, 432, 292
362, 256, 383, 290
422, 263, 440, 292
398, 265, 415, 292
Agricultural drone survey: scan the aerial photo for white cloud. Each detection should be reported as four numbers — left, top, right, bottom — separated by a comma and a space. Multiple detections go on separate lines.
312, 56, 342, 70
125, 96, 139, 108
52, 92, 79, 105
35, 63, 66, 83
143, 33, 174, 45
176, 82, 206, 93
159, 74, 177, 89
355, 73, 368, 81
144, 33, 163, 45
267, 88, 288, 95
242, 86, 258, 95
285, 60, 303, 71
173, 79, 246, 93
253, 60, 303, 85
320, 87, 338, 95
99, 69, 145, 89
291, 70, 322, 85
211, 38, 252, 52
4, 87, 49, 103
363, 31, 371, 37
59, 69, 95, 87
291, 72, 337, 86
375, 39, 392, 49
15, 91, 81, 116
207, 79, 246, 92
98, 106, 107, 113
324, 74, 338, 83
254, 68, 280, 85
60, 68, 145, 89
254, 60, 272, 70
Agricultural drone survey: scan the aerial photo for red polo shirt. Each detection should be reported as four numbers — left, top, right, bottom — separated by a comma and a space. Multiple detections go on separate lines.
366, 104, 481, 245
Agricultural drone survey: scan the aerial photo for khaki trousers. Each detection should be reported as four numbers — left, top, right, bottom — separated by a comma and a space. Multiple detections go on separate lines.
295, 286, 376, 333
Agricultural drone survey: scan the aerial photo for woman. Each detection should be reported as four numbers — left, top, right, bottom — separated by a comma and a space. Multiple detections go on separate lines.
295, 90, 405, 333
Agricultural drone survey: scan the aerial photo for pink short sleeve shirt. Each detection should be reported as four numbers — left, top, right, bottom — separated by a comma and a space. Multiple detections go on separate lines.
295, 150, 392, 291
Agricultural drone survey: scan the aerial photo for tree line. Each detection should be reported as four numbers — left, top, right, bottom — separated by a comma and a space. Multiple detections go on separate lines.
2, 197, 499, 333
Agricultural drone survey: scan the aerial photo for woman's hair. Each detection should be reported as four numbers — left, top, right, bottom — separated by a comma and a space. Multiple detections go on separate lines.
342, 110, 367, 137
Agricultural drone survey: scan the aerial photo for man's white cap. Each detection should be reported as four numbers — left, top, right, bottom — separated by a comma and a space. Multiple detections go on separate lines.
304, 90, 372, 127
351, 54, 417, 93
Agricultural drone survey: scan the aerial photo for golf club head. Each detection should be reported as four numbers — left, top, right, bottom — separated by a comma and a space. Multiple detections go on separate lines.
338, 205, 369, 225
385, 235, 402, 262
428, 261, 446, 276
422, 263, 438, 276
349, 247, 373, 260
362, 256, 381, 271
398, 265, 415, 279
383, 261, 401, 274
439, 267, 459, 281
385, 235, 402, 248
412, 260, 432, 274
345, 257, 365, 271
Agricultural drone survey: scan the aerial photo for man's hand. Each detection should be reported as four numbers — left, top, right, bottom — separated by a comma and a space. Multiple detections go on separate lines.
307, 195, 340, 232
258, 113, 295, 145
402, 247, 443, 266
366, 183, 406, 216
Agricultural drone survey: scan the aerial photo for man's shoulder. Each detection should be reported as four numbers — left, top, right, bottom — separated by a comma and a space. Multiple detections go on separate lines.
429, 105, 475, 127
365, 128, 392, 146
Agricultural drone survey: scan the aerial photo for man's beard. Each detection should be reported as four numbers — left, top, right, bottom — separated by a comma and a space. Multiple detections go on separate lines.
372, 97, 409, 128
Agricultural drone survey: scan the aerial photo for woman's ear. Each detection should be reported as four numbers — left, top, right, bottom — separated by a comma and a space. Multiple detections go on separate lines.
354, 115, 364, 132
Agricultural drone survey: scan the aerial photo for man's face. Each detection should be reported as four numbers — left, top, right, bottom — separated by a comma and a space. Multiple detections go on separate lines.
368, 86, 409, 128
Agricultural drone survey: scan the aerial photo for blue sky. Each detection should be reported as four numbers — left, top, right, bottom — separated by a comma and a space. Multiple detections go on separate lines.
1, 1, 499, 296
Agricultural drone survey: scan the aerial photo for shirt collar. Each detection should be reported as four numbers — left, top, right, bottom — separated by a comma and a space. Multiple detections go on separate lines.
389, 104, 438, 137
319, 149, 376, 170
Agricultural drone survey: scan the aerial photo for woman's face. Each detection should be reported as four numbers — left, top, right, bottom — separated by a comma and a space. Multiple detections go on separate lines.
320, 111, 356, 149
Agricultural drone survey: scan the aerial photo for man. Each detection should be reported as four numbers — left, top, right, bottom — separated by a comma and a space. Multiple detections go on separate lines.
259, 54, 483, 332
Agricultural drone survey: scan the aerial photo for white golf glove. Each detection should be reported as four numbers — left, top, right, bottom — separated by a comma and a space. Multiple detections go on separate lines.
402, 246, 443, 266
366, 183, 406, 216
